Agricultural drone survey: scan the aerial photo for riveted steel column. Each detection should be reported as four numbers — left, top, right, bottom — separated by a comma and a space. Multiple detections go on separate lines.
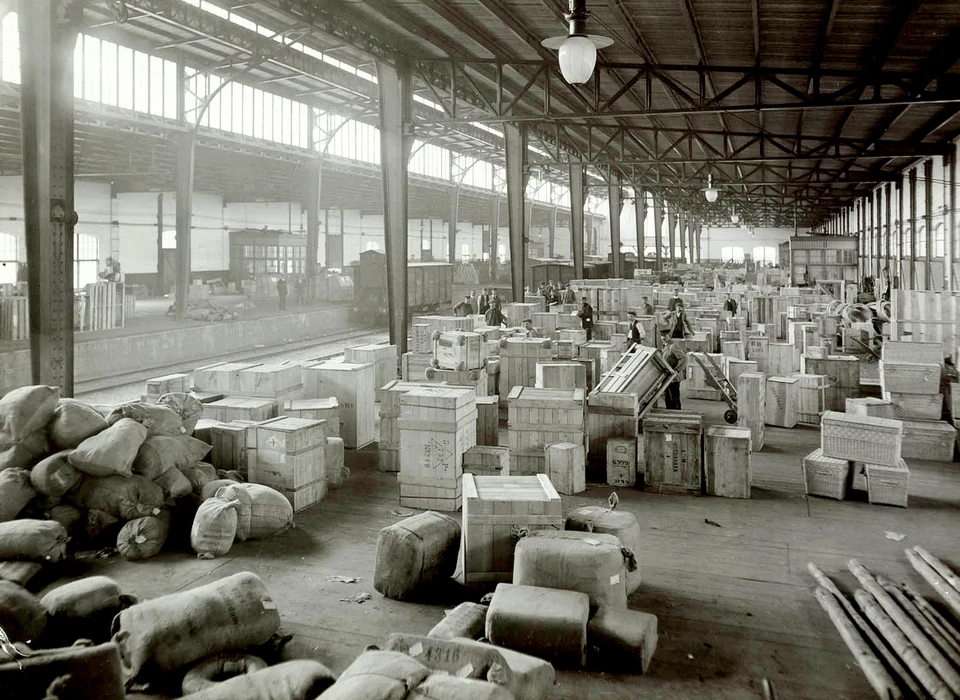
569, 164, 585, 279
924, 159, 933, 290
896, 181, 904, 289
884, 182, 892, 287
504, 123, 527, 299
667, 207, 677, 265
608, 171, 622, 278
948, 144, 957, 291
634, 188, 646, 269
448, 184, 459, 264
694, 221, 702, 263
377, 59, 413, 353
19, 0, 81, 394
909, 168, 918, 290
304, 156, 322, 301
174, 132, 195, 319
490, 195, 500, 281
652, 196, 664, 271
548, 204, 558, 259
678, 212, 687, 264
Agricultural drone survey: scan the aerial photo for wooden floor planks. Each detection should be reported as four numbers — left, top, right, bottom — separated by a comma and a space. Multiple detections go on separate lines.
46, 392, 960, 699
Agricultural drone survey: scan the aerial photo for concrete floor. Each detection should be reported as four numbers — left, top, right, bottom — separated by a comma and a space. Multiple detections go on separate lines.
38, 387, 960, 699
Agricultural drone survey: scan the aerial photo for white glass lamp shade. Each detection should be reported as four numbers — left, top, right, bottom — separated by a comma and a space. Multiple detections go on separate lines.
559, 35, 597, 84
704, 186, 719, 203
731, 212, 740, 224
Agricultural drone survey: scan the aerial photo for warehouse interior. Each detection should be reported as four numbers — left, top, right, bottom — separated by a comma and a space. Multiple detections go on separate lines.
2, 1, 960, 699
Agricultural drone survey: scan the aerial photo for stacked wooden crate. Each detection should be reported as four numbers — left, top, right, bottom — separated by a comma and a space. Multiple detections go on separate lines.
685, 352, 722, 401
704, 426, 752, 499
508, 387, 586, 475
879, 341, 943, 421
424, 366, 488, 397
845, 397, 895, 419
0, 295, 28, 341
397, 386, 477, 511
344, 343, 398, 402
796, 373, 828, 426
747, 335, 769, 373
803, 355, 860, 412
503, 302, 541, 327
459, 473, 563, 589
556, 329, 587, 359
642, 409, 704, 494
204, 397, 278, 423
193, 361, 262, 394
209, 422, 257, 475
764, 376, 799, 428
768, 343, 798, 376
412, 314, 474, 336
462, 445, 510, 477
736, 372, 766, 450
724, 358, 758, 387
285, 398, 340, 437
498, 338, 553, 411
250, 417, 327, 511
535, 362, 587, 390
303, 360, 376, 449
143, 373, 191, 403
236, 363, 304, 407
475, 395, 499, 446
379, 380, 430, 472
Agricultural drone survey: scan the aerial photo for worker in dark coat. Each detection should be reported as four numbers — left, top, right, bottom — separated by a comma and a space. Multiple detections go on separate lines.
562, 284, 576, 304
485, 292, 505, 327
642, 296, 654, 316
578, 296, 594, 341
667, 289, 682, 311
627, 311, 645, 349
670, 299, 694, 339
724, 294, 738, 316
454, 295, 473, 317
276, 276, 288, 310
478, 288, 491, 315
661, 332, 686, 410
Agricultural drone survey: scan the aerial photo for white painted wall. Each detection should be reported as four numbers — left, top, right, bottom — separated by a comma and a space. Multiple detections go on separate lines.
701, 226, 805, 262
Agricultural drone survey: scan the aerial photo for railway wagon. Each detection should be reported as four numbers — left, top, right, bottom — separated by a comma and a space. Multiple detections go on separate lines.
350, 250, 454, 324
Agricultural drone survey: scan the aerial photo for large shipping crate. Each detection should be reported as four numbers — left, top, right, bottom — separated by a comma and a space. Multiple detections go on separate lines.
643, 410, 703, 495
704, 426, 752, 499
204, 397, 278, 423
345, 343, 399, 402
460, 474, 563, 589
236, 364, 303, 399
284, 398, 340, 437
432, 332, 484, 372
736, 372, 766, 451
535, 362, 587, 390
397, 386, 477, 511
193, 362, 262, 394
250, 417, 327, 511
508, 387, 586, 475
498, 338, 553, 408
797, 373, 828, 425
303, 360, 376, 449
475, 395, 499, 447
764, 376, 799, 428
378, 381, 431, 472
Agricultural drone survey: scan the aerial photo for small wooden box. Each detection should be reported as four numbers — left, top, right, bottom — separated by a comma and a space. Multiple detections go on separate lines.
804, 355, 860, 389
879, 361, 940, 396
461, 473, 563, 588
304, 360, 376, 449
204, 397, 278, 423
433, 332, 484, 371
846, 397, 896, 420
285, 398, 340, 437
747, 335, 769, 372
765, 376, 799, 428
705, 426, 752, 499
145, 373, 191, 396
237, 364, 303, 398
545, 442, 585, 495
193, 362, 262, 394
606, 437, 636, 487
643, 411, 703, 494
535, 362, 587, 390
463, 445, 510, 477
476, 395, 499, 447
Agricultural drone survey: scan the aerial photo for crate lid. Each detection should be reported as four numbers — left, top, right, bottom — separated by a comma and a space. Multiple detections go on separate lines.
767, 375, 799, 385
508, 387, 586, 405
309, 360, 373, 371
210, 397, 276, 408
865, 459, 909, 475
400, 386, 476, 409
257, 417, 325, 432
821, 410, 903, 430
706, 426, 752, 439
288, 398, 339, 410
463, 473, 561, 502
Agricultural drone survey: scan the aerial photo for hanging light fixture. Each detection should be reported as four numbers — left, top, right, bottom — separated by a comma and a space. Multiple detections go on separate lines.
542, 0, 614, 85
704, 174, 719, 203
731, 209, 740, 224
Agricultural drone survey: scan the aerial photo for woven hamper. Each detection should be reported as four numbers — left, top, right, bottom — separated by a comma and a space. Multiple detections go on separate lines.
820, 411, 902, 467
866, 460, 909, 508
802, 448, 850, 500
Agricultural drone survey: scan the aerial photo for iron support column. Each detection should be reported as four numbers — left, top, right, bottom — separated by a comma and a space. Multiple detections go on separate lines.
924, 159, 934, 290
504, 123, 527, 299
569, 164, 585, 279
174, 133, 195, 319
949, 144, 958, 291
490, 196, 501, 281
19, 0, 80, 394
548, 205, 558, 259
909, 168, 918, 290
896, 181, 904, 289
377, 59, 412, 353
608, 172, 622, 278
305, 157, 322, 302
695, 221, 702, 263
634, 188, 646, 269
667, 208, 677, 265
448, 184, 459, 264
156, 193, 164, 295
652, 197, 664, 271
884, 182, 892, 289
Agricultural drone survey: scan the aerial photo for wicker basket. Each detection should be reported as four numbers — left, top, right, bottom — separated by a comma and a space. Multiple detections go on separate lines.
866, 460, 909, 508
820, 411, 902, 467
802, 448, 850, 500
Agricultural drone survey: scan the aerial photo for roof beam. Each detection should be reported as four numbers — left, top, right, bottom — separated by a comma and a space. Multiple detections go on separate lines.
751, 0, 761, 62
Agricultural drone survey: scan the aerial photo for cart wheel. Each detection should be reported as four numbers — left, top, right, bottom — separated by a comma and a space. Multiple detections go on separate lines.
724, 409, 738, 424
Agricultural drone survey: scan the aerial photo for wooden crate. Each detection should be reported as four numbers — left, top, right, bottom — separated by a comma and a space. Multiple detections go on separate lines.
531, 312, 559, 335
250, 442, 325, 495
193, 362, 262, 394
145, 373, 191, 396
606, 437, 637, 487
536, 362, 587, 390
765, 376, 799, 428
424, 366, 487, 397
900, 419, 954, 462
303, 360, 376, 449
587, 392, 639, 461
412, 315, 474, 336
476, 395, 499, 447
463, 445, 510, 477
431, 332, 484, 371
379, 381, 433, 472
400, 352, 434, 383
412, 325, 433, 354
269, 476, 326, 513
821, 411, 903, 466
508, 387, 586, 476
285, 398, 340, 437
558, 329, 587, 345
256, 417, 327, 459
643, 411, 703, 494
725, 359, 758, 387
460, 473, 563, 588
736, 373, 766, 451
846, 397, 896, 420
879, 361, 940, 396
747, 335, 769, 373
398, 386, 478, 511
578, 341, 613, 363
503, 302, 541, 327
236, 364, 303, 400
498, 338, 553, 407
204, 397, 278, 423
721, 341, 745, 360
209, 423, 251, 474
803, 355, 860, 389
345, 343, 399, 402
705, 426, 752, 499
545, 442, 586, 494
768, 343, 798, 376
0, 296, 28, 341
882, 340, 943, 365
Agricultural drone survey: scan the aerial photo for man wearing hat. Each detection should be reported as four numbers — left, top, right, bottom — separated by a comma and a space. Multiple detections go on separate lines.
578, 295, 594, 341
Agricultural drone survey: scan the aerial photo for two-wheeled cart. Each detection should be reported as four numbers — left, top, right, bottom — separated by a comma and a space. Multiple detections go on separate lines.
690, 353, 739, 424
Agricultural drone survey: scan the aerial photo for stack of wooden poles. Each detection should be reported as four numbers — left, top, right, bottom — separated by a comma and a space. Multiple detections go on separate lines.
810, 546, 960, 699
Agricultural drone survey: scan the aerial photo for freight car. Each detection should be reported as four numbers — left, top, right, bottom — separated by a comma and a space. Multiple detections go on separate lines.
530, 258, 638, 290
350, 249, 454, 325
